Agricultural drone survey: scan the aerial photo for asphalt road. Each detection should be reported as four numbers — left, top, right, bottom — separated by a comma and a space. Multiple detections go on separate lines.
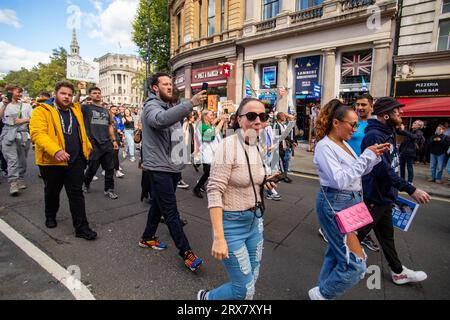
0, 152, 449, 300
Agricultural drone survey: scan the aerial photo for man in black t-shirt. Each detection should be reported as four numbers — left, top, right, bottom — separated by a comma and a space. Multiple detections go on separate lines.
82, 87, 119, 199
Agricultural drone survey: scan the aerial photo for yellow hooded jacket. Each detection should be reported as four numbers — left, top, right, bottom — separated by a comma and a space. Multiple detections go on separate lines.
30, 101, 92, 166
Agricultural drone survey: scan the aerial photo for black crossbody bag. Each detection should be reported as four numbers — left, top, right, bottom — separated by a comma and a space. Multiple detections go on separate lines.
237, 133, 266, 218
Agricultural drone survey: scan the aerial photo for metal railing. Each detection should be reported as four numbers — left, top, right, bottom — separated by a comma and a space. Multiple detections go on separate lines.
290, 5, 324, 24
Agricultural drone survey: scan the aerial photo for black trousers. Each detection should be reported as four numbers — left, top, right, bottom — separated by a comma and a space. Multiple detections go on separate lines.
114, 149, 120, 171
39, 157, 90, 231
84, 142, 115, 191
357, 203, 403, 274
142, 171, 190, 256
194, 164, 211, 191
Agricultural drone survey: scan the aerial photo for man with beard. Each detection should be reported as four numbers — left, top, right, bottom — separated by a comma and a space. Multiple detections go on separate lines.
358, 97, 431, 285
29, 81, 97, 240
139, 72, 207, 272
82, 87, 119, 199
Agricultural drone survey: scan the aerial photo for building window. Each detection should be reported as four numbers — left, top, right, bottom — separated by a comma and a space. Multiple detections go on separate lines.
199, 0, 203, 37
438, 20, 450, 51
444, 0, 450, 13
221, 0, 225, 32
297, 0, 323, 10
208, 0, 216, 37
177, 13, 182, 46
260, 63, 278, 89
262, 0, 279, 20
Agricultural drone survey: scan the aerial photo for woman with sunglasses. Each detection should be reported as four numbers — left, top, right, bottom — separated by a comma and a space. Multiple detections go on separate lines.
197, 98, 276, 300
309, 99, 390, 300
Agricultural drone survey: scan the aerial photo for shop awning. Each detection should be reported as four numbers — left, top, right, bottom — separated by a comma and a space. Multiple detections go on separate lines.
397, 97, 450, 117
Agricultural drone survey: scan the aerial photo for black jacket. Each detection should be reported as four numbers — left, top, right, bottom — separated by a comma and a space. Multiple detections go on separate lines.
399, 129, 424, 157
428, 134, 450, 156
361, 119, 416, 206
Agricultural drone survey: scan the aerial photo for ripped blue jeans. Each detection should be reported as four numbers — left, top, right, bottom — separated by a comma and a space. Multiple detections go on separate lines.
316, 187, 367, 300
207, 209, 264, 300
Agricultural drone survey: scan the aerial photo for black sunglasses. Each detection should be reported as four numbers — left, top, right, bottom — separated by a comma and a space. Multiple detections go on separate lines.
239, 112, 270, 122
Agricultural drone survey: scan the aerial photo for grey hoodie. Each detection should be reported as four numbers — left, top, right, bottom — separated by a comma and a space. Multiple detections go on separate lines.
142, 93, 193, 173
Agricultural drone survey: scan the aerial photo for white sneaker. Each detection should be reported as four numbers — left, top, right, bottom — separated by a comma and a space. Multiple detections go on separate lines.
116, 170, 125, 178
101, 170, 105, 176
308, 286, 328, 300
391, 266, 427, 285
130, 157, 136, 162
92, 175, 99, 181
122, 151, 127, 159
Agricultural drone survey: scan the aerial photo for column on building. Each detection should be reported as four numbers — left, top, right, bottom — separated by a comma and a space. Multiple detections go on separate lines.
371, 39, 392, 98
276, 55, 288, 112
243, 60, 255, 97
226, 55, 237, 103
322, 47, 336, 103
184, 63, 192, 99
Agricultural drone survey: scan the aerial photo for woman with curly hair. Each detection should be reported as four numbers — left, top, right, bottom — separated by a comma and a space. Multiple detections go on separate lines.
309, 99, 390, 300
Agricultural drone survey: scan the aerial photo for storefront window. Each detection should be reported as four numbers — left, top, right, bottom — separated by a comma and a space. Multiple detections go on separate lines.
341, 49, 372, 85
221, 0, 225, 32
262, 0, 279, 20
260, 63, 278, 89
438, 20, 450, 51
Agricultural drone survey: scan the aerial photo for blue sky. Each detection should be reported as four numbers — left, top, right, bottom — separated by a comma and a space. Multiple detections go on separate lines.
0, 0, 139, 74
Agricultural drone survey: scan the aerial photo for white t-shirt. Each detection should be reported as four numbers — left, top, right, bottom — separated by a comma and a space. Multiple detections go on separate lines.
1, 102, 33, 126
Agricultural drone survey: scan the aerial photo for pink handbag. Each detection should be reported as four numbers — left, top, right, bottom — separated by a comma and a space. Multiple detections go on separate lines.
322, 188, 373, 234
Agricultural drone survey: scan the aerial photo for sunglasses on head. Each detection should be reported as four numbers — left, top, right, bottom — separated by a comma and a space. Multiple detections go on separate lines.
239, 112, 270, 122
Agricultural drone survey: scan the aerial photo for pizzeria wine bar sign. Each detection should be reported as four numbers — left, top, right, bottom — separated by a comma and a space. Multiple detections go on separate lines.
395, 78, 450, 97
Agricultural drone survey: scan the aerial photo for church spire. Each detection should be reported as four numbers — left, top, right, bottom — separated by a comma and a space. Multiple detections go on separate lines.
70, 28, 80, 57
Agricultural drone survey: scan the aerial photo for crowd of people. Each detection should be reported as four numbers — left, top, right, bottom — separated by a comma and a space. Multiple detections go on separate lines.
0, 72, 443, 301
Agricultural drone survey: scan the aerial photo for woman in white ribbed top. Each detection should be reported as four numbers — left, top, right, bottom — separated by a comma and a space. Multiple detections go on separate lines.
308, 99, 390, 300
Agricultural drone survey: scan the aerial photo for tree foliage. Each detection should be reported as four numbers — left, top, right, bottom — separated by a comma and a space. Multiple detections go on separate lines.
3, 47, 77, 97
132, 0, 170, 73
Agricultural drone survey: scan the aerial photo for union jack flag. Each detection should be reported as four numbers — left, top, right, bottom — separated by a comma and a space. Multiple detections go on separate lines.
341, 52, 372, 77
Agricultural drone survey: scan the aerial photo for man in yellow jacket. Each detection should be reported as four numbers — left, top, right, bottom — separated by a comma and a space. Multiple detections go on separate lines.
30, 81, 97, 240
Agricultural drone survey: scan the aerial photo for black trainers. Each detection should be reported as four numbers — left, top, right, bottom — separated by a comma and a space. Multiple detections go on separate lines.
76, 227, 97, 240
104, 189, 118, 200
45, 218, 57, 229
283, 176, 293, 183
160, 216, 188, 226
83, 184, 90, 193
361, 234, 380, 252
193, 189, 203, 199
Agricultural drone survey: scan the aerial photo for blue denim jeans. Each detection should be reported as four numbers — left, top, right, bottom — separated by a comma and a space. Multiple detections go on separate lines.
399, 154, 415, 183
430, 153, 445, 180
315, 187, 367, 300
447, 157, 450, 175
207, 210, 264, 300
282, 148, 292, 173
124, 129, 135, 158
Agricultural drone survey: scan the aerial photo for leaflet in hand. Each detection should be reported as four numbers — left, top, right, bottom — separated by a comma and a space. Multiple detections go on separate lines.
392, 196, 419, 232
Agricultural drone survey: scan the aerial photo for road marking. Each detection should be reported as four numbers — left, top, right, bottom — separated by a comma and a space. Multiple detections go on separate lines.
290, 173, 450, 203
0, 219, 95, 300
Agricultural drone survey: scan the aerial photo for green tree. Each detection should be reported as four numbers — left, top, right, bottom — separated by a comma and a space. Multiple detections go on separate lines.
132, 0, 170, 73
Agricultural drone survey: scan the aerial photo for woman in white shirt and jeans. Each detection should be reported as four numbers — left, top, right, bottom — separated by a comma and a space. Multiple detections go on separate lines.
309, 99, 390, 300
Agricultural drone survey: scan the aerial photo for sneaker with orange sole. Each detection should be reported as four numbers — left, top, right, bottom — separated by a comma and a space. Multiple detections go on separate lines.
183, 250, 202, 271
139, 237, 168, 250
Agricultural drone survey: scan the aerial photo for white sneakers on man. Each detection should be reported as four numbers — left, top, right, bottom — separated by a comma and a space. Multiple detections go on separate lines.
115, 170, 125, 178
391, 266, 427, 285
308, 287, 328, 300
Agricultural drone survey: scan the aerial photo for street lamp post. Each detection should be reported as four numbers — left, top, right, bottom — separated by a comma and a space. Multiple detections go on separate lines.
144, 0, 152, 98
